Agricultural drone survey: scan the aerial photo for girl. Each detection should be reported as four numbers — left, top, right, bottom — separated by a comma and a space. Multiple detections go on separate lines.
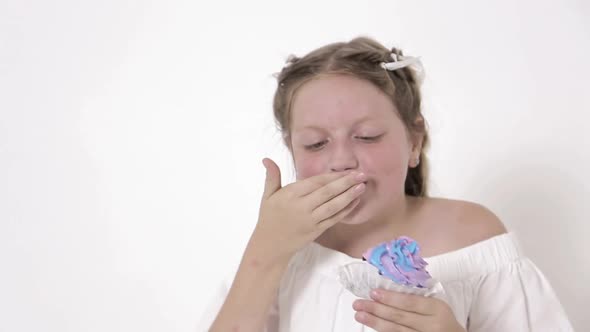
199, 37, 572, 331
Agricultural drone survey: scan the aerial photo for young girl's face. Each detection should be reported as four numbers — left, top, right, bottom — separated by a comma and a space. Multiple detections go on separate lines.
289, 74, 419, 225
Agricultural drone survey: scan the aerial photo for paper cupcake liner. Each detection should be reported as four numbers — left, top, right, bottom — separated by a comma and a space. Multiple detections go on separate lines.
337, 261, 445, 300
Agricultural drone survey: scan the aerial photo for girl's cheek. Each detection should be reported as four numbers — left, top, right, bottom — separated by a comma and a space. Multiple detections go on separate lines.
294, 153, 326, 179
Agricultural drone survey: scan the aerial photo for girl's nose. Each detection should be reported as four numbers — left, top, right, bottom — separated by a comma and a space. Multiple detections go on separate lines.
329, 143, 359, 172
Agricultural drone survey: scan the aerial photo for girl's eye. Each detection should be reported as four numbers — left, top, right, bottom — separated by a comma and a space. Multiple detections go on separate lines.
304, 140, 327, 150
356, 135, 382, 142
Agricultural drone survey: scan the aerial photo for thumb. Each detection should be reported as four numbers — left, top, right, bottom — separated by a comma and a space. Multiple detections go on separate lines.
262, 157, 282, 199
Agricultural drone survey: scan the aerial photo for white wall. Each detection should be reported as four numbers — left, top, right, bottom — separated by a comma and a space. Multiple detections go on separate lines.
1, 0, 588, 331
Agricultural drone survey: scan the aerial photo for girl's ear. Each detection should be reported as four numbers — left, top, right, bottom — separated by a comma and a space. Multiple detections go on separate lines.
412, 132, 424, 154
408, 136, 423, 168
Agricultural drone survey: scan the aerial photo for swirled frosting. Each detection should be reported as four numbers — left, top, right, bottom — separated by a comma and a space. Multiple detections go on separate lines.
362, 236, 431, 288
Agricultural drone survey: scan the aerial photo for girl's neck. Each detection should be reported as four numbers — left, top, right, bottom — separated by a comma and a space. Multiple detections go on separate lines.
315, 195, 422, 258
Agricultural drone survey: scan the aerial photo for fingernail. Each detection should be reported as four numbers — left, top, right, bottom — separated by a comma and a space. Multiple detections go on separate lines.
370, 289, 382, 301
352, 300, 362, 310
355, 311, 367, 323
354, 183, 366, 193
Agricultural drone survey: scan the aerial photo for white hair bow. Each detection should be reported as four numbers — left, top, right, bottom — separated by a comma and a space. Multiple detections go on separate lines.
380, 53, 425, 84
380, 53, 422, 71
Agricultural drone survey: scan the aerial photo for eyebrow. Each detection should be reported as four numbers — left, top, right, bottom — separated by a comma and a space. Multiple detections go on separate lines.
297, 116, 376, 130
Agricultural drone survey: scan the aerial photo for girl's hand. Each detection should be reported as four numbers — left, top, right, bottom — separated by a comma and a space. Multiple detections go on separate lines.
247, 158, 367, 265
353, 289, 465, 332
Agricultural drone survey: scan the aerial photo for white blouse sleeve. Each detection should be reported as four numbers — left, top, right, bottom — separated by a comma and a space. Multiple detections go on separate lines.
195, 275, 279, 332
467, 257, 573, 332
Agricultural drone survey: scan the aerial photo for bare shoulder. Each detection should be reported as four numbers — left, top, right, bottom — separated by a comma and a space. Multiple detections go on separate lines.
455, 199, 506, 237
413, 197, 508, 255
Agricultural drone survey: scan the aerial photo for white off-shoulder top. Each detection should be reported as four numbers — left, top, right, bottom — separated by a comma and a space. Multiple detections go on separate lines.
197, 233, 573, 331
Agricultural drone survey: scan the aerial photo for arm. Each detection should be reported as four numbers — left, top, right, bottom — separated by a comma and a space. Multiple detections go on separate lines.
208, 239, 289, 332
209, 158, 366, 331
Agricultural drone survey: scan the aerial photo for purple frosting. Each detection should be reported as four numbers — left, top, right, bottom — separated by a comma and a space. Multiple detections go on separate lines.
362, 236, 432, 288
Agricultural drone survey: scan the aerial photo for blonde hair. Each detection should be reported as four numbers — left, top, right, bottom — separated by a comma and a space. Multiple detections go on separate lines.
273, 36, 429, 196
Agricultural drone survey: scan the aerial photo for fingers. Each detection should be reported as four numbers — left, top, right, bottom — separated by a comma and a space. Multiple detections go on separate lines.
353, 299, 422, 331
354, 292, 458, 332
317, 197, 361, 230
290, 171, 351, 197
261, 158, 282, 199
310, 174, 366, 223
309, 172, 366, 206
370, 289, 436, 315
354, 311, 418, 332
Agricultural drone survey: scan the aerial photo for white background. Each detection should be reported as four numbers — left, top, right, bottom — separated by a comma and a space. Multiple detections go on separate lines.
1, 0, 588, 331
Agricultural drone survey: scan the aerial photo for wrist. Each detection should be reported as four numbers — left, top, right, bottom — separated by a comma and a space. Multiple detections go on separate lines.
244, 229, 296, 268
242, 240, 292, 272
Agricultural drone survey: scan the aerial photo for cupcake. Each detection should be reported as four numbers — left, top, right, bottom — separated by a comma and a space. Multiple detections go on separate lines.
338, 236, 444, 299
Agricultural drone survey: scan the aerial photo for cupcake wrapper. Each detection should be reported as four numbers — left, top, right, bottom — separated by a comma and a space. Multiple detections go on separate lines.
337, 261, 446, 300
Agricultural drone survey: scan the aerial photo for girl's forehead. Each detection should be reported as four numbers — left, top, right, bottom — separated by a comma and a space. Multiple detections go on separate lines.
294, 75, 387, 106
291, 75, 398, 129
